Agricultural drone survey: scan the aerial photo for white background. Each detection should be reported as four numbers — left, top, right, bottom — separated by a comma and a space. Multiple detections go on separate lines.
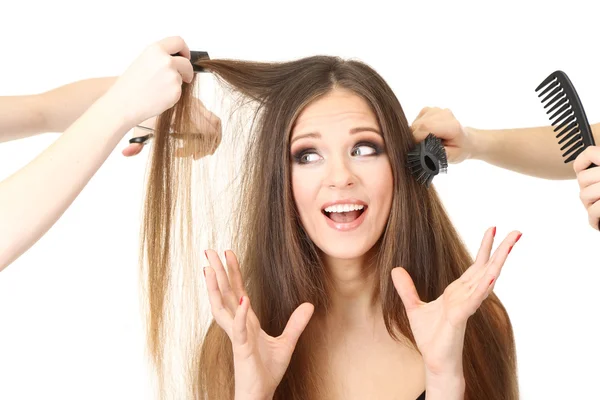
1, 0, 599, 399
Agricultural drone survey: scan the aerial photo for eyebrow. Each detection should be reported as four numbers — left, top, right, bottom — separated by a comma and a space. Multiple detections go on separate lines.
290, 127, 382, 145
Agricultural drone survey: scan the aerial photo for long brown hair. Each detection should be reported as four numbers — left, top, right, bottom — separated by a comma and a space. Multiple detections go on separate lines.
139, 56, 518, 399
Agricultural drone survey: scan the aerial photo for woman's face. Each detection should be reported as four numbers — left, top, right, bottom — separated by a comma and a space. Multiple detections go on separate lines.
290, 88, 393, 261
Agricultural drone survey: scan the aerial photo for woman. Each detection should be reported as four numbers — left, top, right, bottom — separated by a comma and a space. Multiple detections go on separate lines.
140, 56, 522, 399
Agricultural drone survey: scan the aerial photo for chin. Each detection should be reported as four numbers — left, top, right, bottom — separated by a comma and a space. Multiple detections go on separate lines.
315, 238, 377, 261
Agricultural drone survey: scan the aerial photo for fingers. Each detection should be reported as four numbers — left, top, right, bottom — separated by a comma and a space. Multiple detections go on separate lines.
467, 271, 498, 315
412, 116, 461, 143
204, 267, 233, 337
233, 295, 251, 347
469, 231, 522, 300
391, 267, 422, 310
574, 146, 600, 174
460, 226, 496, 282
158, 36, 191, 59
474, 226, 496, 265
580, 181, 600, 208
205, 250, 238, 313
122, 143, 143, 157
280, 303, 315, 350
461, 231, 522, 316
225, 250, 248, 300
414, 107, 432, 121
171, 55, 195, 84
577, 165, 600, 191
588, 201, 600, 230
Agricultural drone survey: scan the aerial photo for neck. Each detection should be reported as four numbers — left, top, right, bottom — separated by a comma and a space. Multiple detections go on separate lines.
320, 253, 381, 329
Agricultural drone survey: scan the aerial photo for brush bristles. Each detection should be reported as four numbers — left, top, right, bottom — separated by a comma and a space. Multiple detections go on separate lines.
407, 133, 448, 187
425, 134, 448, 173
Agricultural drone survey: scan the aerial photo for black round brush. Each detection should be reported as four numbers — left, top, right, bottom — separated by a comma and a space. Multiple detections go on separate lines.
407, 133, 448, 187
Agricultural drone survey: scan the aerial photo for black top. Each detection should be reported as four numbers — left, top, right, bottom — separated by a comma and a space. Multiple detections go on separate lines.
416, 391, 426, 400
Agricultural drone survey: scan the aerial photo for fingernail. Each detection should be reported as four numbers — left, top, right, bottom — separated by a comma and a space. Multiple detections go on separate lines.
508, 245, 513, 254
492, 226, 497, 237
516, 233, 522, 242
489, 277, 495, 285
224, 251, 228, 259
239, 296, 244, 305
204, 250, 208, 259
203, 267, 206, 277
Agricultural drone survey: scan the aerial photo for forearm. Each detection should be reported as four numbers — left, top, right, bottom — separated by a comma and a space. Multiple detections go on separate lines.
0, 95, 47, 142
41, 77, 117, 132
0, 77, 117, 143
468, 123, 600, 180
0, 92, 130, 272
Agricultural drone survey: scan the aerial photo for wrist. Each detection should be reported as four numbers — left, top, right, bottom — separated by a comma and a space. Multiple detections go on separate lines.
425, 372, 465, 400
92, 91, 135, 134
234, 393, 273, 400
466, 126, 492, 162
99, 84, 142, 130
69, 92, 133, 144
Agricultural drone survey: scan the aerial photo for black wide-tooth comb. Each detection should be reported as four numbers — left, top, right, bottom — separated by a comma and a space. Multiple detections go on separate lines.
535, 70, 597, 166
407, 133, 448, 187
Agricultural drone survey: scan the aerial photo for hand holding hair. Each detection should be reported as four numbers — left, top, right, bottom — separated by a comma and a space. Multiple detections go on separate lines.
574, 146, 600, 231
412, 105, 600, 180
392, 228, 522, 396
0, 36, 198, 272
204, 250, 314, 400
410, 107, 474, 164
106, 36, 194, 127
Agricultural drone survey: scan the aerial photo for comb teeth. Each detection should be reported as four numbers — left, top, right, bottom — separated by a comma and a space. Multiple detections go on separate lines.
535, 70, 596, 164
407, 133, 448, 187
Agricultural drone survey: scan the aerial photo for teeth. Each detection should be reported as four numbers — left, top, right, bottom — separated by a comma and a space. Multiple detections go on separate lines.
324, 204, 365, 213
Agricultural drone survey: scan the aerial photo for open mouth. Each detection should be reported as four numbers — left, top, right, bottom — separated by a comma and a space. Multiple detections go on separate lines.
322, 204, 367, 224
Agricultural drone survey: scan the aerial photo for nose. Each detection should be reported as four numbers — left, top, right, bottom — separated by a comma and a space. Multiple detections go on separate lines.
324, 156, 355, 189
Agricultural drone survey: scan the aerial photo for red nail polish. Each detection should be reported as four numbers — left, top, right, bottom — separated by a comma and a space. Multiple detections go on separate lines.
204, 250, 208, 258
508, 245, 513, 254
239, 296, 244, 305
516, 233, 522, 242
492, 226, 497, 237
203, 267, 206, 277
489, 277, 495, 285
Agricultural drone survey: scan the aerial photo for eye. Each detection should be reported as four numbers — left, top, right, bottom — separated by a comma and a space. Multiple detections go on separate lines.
351, 142, 381, 157
292, 149, 322, 164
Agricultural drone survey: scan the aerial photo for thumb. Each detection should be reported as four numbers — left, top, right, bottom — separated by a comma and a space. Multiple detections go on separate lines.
122, 143, 144, 157
391, 267, 422, 311
280, 303, 315, 349
445, 146, 462, 164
